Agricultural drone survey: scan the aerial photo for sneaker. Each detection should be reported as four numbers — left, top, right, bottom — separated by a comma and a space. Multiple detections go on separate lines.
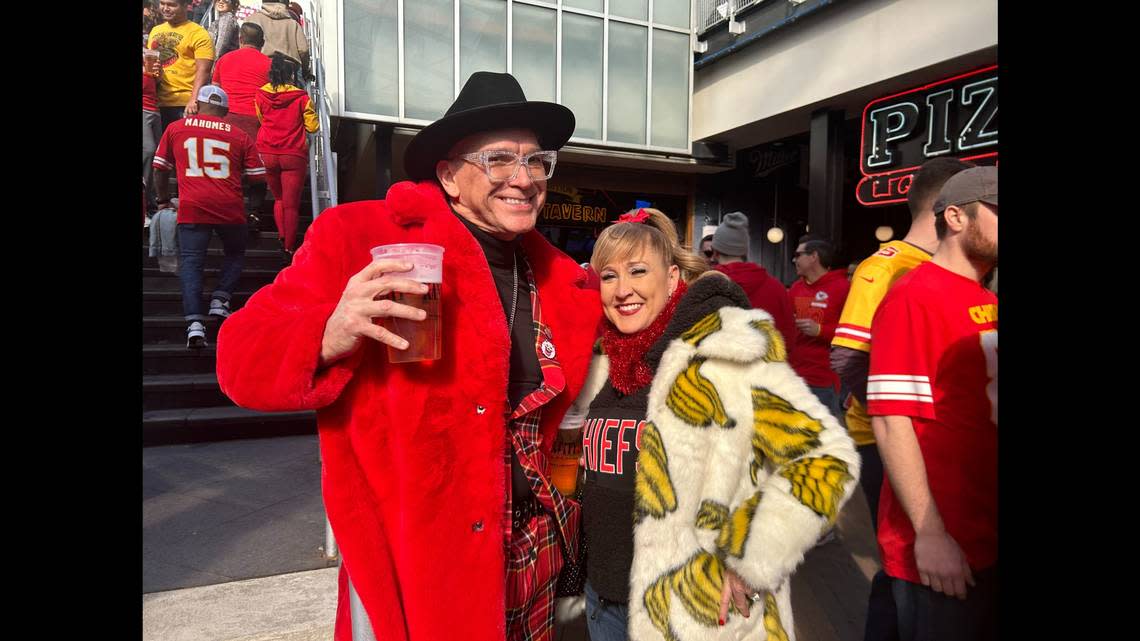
187, 321, 207, 349
247, 212, 260, 230
208, 298, 231, 319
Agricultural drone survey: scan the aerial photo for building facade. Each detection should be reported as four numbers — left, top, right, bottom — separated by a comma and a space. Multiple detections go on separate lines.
315, 0, 730, 263
306, 0, 997, 269
690, 0, 998, 283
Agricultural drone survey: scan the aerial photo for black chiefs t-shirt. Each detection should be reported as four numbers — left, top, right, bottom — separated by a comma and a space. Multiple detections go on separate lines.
580, 379, 651, 603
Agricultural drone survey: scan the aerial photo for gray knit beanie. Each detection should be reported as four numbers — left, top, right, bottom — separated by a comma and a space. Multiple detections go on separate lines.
712, 211, 750, 257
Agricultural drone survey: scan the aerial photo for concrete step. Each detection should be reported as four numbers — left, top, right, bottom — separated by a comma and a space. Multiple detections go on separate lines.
142, 405, 317, 446
249, 214, 314, 238
142, 229, 308, 253
141, 247, 289, 272
143, 315, 231, 344
143, 267, 280, 292
143, 373, 231, 411
142, 290, 255, 317
143, 343, 218, 375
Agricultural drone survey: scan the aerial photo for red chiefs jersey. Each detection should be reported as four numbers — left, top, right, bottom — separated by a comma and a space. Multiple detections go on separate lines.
152, 115, 266, 224
788, 269, 849, 388
867, 261, 998, 584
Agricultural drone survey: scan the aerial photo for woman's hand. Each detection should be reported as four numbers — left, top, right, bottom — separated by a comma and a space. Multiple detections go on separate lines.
718, 567, 759, 624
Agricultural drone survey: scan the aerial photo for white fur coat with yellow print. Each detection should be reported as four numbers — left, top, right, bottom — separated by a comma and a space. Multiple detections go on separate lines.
572, 286, 860, 641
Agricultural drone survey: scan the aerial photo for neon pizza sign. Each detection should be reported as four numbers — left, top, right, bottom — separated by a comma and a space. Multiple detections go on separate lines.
857, 65, 998, 206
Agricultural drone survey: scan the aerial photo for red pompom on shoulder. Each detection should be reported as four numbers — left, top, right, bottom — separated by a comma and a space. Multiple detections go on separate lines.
385, 180, 447, 226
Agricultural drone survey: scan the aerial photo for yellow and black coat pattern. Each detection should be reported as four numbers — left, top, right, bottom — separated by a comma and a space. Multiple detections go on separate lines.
574, 305, 861, 641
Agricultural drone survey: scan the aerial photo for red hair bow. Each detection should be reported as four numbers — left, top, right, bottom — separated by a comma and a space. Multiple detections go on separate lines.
618, 208, 650, 224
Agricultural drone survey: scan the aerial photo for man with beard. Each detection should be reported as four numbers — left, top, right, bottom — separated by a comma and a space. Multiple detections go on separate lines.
830, 157, 974, 641
867, 166, 998, 641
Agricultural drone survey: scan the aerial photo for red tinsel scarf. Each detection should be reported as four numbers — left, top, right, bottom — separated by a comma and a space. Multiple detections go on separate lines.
601, 279, 689, 395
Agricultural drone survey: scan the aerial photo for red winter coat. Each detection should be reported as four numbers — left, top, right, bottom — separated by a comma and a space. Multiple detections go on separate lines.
714, 261, 796, 361
216, 180, 602, 641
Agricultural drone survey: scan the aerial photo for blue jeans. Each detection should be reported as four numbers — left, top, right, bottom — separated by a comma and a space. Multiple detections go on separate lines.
178, 223, 247, 322
159, 106, 186, 135
892, 566, 997, 641
585, 581, 629, 641
809, 385, 841, 418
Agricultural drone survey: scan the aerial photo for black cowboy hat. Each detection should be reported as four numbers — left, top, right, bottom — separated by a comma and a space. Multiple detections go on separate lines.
404, 71, 576, 182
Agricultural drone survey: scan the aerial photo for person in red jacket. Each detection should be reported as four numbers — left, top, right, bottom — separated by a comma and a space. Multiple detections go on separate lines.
215, 72, 601, 641
255, 52, 318, 261
788, 235, 849, 415
709, 211, 796, 360
213, 22, 271, 228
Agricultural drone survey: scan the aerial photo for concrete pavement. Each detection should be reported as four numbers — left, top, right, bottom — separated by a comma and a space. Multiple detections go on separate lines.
144, 434, 881, 640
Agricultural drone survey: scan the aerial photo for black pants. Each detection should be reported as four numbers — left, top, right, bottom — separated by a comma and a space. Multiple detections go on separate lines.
859, 443, 899, 641
892, 566, 998, 641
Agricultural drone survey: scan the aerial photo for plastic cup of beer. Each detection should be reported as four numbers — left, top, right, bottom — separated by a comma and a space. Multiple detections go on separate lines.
370, 243, 445, 363
550, 425, 583, 496
143, 48, 161, 77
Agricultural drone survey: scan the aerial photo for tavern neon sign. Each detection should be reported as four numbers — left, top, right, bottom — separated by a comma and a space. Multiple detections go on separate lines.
857, 65, 998, 206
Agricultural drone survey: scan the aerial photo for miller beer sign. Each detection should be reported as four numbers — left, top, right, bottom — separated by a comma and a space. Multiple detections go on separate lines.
857, 65, 998, 206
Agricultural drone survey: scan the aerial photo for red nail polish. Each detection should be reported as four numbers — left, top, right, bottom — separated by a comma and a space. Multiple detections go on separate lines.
719, 618, 725, 626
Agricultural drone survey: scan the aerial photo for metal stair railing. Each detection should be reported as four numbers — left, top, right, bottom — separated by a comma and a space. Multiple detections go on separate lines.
302, 0, 338, 223
297, 0, 339, 563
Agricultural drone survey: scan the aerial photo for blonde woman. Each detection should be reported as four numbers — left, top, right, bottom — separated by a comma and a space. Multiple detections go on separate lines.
572, 208, 859, 641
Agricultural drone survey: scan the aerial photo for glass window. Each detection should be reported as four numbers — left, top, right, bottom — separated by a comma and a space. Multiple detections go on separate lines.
562, 0, 603, 12
460, 0, 507, 87
651, 29, 689, 148
561, 13, 603, 139
653, 0, 691, 29
343, 0, 397, 116
404, 0, 453, 120
512, 4, 556, 103
610, 0, 648, 21
607, 22, 647, 144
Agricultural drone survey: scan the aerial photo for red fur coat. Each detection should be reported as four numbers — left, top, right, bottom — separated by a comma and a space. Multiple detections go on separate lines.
216, 180, 601, 640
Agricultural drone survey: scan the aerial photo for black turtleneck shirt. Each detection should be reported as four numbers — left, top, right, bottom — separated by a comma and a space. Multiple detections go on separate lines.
455, 213, 542, 503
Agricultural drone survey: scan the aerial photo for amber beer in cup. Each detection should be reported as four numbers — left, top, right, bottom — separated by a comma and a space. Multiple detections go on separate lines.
370, 244, 445, 363
551, 406, 587, 496
550, 430, 582, 496
143, 48, 161, 77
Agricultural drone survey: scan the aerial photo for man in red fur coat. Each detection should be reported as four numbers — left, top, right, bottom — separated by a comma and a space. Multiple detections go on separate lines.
216, 72, 601, 641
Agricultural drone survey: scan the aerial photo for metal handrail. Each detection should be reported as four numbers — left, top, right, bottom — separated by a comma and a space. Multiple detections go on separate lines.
302, 0, 339, 224
695, 0, 765, 35
296, 0, 339, 562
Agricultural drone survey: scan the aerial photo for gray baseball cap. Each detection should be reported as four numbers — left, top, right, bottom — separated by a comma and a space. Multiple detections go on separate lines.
197, 85, 229, 108
933, 166, 997, 213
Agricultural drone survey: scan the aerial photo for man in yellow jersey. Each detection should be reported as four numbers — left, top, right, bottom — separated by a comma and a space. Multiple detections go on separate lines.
830, 157, 974, 641
148, 0, 216, 132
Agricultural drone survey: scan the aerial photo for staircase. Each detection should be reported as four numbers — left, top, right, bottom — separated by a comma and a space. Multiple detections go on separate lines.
144, 0, 338, 451
142, 214, 318, 447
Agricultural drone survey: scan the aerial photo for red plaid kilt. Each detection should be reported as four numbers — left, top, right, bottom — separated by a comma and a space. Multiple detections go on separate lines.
505, 511, 564, 641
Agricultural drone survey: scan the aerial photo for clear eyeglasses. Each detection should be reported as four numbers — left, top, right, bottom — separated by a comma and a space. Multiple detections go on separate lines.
455, 150, 558, 183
